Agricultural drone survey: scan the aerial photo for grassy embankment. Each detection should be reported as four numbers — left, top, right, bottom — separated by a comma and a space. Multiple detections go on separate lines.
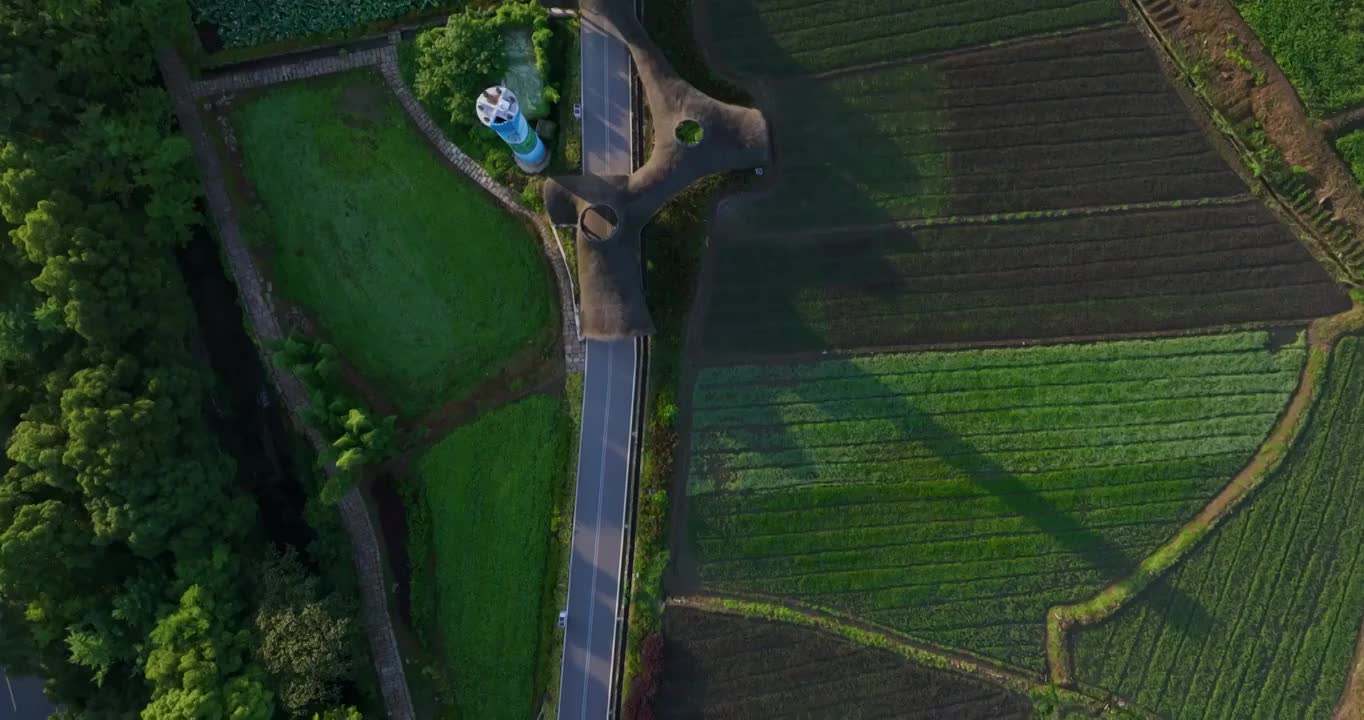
405, 394, 575, 720
232, 70, 555, 418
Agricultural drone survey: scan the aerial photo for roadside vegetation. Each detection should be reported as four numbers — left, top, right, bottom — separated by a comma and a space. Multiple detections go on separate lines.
1338, 130, 1364, 190
232, 69, 555, 417
685, 331, 1305, 671
0, 1, 373, 716
404, 394, 573, 719
1074, 337, 1364, 719
1232, 0, 1364, 117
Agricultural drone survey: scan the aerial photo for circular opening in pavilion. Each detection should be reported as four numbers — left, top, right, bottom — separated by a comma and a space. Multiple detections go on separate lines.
675, 119, 704, 146
581, 205, 619, 242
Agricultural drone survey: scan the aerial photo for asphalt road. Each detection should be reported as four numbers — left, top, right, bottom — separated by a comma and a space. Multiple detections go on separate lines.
558, 339, 640, 720
580, 15, 634, 176
0, 669, 54, 720
557, 16, 639, 720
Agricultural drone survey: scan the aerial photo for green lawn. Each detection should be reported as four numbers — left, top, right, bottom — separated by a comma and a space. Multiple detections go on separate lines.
233, 70, 554, 417
411, 394, 571, 719
686, 331, 1306, 670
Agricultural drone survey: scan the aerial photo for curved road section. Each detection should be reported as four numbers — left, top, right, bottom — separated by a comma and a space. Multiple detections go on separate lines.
558, 15, 640, 720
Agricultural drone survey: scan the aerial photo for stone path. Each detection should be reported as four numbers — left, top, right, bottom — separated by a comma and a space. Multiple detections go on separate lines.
158, 46, 417, 720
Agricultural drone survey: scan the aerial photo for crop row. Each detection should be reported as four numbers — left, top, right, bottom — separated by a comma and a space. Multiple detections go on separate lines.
1073, 338, 1364, 719
704, 0, 1125, 75
697, 330, 1296, 388
657, 607, 1031, 720
698, 327, 1282, 386
686, 335, 1305, 669
699, 205, 1345, 356
700, 268, 1340, 355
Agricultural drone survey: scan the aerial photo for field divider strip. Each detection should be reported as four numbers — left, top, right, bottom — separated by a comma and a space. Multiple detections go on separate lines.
744, 194, 1256, 241
1045, 304, 1364, 687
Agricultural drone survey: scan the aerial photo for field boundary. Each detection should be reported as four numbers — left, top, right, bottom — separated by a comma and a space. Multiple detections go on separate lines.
1046, 304, 1364, 686
188, 34, 586, 371
157, 46, 418, 720
741, 194, 1258, 241
669, 594, 1138, 716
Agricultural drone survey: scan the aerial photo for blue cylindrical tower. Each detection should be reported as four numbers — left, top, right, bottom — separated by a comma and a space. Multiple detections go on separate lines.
476, 86, 549, 173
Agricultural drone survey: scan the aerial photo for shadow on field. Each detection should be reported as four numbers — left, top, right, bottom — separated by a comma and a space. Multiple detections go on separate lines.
676, 0, 1212, 659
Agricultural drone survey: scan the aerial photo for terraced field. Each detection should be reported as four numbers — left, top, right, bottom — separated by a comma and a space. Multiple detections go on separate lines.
694, 3, 1348, 356
683, 332, 1306, 670
656, 607, 1032, 719
1072, 337, 1364, 719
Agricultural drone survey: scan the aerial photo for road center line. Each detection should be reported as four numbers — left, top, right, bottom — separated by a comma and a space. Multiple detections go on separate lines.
580, 343, 615, 718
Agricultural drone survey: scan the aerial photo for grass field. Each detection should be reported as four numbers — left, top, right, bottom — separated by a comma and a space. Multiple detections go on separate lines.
704, 0, 1125, 76
684, 331, 1306, 670
657, 607, 1032, 719
1072, 337, 1364, 719
408, 394, 571, 720
1233, 0, 1364, 117
233, 70, 554, 416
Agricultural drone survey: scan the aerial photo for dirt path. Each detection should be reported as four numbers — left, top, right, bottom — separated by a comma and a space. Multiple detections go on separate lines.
1047, 304, 1364, 687
1134, 0, 1364, 271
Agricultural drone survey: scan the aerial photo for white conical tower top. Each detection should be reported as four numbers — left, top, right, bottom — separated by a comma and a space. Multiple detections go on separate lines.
476, 86, 520, 127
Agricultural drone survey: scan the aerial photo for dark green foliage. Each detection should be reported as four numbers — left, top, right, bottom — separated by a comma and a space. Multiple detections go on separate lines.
1234, 0, 1364, 116
687, 332, 1304, 670
1074, 338, 1364, 719
274, 334, 397, 499
189, 0, 441, 49
414, 11, 508, 125
254, 548, 358, 715
0, 1, 375, 714
1337, 130, 1364, 188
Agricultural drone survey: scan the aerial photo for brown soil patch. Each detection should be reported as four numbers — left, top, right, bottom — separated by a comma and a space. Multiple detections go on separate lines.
1154, 0, 1364, 241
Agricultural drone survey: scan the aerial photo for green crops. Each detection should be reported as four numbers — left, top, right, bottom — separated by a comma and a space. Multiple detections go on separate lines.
686, 331, 1306, 671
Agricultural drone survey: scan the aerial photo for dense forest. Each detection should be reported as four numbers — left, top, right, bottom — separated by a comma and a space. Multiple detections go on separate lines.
0, 1, 368, 717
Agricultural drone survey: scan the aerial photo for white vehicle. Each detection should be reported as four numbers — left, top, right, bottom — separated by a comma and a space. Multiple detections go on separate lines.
558, 610, 569, 629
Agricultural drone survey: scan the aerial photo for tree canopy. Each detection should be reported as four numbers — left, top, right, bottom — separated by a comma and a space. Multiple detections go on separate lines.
0, 1, 370, 716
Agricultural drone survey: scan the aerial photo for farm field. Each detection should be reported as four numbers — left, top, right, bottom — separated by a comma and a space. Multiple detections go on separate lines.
683, 331, 1306, 671
1232, 0, 1364, 117
190, 0, 438, 49
735, 28, 1251, 228
700, 200, 1347, 355
692, 8, 1348, 356
1072, 337, 1364, 719
233, 70, 555, 417
704, 0, 1125, 76
406, 394, 573, 720
656, 607, 1032, 719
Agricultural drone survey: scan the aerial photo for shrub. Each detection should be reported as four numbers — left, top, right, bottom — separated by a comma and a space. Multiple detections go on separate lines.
623, 632, 665, 720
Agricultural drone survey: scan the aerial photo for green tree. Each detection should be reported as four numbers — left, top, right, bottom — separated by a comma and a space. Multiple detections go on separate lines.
414, 12, 507, 127
143, 586, 274, 720
254, 549, 357, 716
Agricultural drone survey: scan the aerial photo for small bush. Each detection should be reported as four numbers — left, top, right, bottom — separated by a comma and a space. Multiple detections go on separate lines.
623, 632, 665, 720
